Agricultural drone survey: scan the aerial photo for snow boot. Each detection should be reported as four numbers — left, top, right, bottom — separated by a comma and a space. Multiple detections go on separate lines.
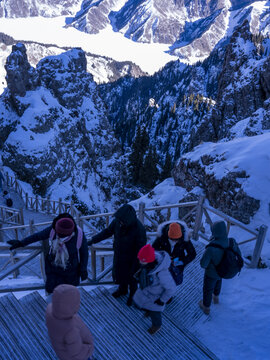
199, 300, 210, 315
213, 295, 219, 304
147, 326, 161, 335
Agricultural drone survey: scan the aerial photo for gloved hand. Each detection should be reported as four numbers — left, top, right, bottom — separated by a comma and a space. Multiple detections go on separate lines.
7, 240, 23, 250
80, 271, 88, 281
154, 298, 164, 306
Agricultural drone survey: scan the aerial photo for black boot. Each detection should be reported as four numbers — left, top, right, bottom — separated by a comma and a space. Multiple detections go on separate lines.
126, 295, 133, 306
112, 286, 128, 298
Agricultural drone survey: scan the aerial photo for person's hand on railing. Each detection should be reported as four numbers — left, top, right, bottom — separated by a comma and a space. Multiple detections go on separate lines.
7, 240, 23, 250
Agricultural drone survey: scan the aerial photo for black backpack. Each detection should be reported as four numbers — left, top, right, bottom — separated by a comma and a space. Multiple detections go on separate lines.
206, 238, 244, 279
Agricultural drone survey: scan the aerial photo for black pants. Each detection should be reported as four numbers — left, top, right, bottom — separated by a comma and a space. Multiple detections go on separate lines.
119, 277, 138, 298
203, 274, 222, 307
149, 311, 162, 327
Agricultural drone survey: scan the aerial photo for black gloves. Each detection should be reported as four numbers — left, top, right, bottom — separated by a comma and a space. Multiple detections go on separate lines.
80, 271, 88, 281
154, 298, 164, 306
7, 240, 23, 250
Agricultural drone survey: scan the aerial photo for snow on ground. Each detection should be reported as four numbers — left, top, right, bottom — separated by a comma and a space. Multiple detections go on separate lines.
130, 177, 270, 360
0, 16, 177, 75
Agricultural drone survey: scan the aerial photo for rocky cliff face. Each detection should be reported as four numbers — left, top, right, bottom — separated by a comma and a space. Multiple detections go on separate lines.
0, 43, 126, 212
0, 33, 146, 95
188, 20, 270, 149
0, 0, 81, 18
172, 155, 260, 224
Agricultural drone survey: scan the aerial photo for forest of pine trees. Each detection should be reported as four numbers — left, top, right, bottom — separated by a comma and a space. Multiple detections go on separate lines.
128, 126, 172, 190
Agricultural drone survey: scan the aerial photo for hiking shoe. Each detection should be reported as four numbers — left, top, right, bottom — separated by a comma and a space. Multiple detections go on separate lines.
213, 295, 219, 304
199, 300, 210, 315
112, 288, 128, 298
147, 326, 161, 335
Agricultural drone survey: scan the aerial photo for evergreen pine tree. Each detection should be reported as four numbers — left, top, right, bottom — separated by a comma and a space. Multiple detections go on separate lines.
128, 125, 149, 185
160, 153, 173, 180
139, 146, 159, 189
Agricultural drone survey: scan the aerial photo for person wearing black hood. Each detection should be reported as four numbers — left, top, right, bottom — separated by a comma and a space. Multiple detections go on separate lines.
88, 204, 147, 306
7, 213, 89, 295
199, 220, 242, 315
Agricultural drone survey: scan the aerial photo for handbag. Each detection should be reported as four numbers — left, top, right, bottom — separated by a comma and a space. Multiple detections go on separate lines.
169, 263, 183, 285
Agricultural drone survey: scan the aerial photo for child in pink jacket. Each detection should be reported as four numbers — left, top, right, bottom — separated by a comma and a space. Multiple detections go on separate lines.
46, 284, 94, 360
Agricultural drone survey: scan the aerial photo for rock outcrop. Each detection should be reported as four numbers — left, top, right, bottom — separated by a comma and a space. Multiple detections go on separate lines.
1, 43, 125, 211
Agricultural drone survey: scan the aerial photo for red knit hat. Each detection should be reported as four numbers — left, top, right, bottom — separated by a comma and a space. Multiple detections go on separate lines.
168, 222, 182, 239
137, 244, 155, 263
55, 218, 75, 236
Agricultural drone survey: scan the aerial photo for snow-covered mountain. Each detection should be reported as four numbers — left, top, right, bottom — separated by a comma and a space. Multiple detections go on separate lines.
69, 0, 270, 63
0, 0, 81, 18
0, 43, 129, 212
0, 32, 146, 95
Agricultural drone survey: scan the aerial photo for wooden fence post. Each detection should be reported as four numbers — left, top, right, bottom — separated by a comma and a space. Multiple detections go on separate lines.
25, 192, 29, 209
19, 208, 24, 225
249, 225, 268, 268
29, 219, 34, 235
47, 196, 51, 214
138, 202, 145, 224
59, 198, 62, 214
192, 195, 205, 240
35, 195, 39, 212
91, 247, 97, 282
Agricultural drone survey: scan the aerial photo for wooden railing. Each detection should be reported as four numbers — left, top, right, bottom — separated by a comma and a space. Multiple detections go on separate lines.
0, 196, 268, 292
4, 172, 81, 218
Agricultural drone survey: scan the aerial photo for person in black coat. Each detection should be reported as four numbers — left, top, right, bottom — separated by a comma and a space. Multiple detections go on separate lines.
88, 204, 147, 306
152, 221, 196, 286
7, 213, 89, 295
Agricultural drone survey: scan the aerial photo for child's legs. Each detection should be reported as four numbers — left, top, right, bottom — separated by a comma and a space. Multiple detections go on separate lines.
149, 311, 162, 327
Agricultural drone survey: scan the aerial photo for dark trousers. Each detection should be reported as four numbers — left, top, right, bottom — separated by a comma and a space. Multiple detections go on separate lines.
119, 277, 138, 298
149, 311, 162, 327
203, 274, 222, 307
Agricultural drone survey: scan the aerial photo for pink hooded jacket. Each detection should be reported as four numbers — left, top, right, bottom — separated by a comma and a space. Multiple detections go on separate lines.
46, 284, 94, 360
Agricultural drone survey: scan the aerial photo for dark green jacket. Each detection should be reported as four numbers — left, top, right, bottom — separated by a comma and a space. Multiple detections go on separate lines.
200, 221, 229, 279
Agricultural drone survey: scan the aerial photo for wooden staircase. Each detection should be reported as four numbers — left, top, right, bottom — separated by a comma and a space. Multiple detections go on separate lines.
0, 285, 219, 360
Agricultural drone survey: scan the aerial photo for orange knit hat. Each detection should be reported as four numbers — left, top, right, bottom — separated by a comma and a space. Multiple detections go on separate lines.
137, 244, 155, 263
168, 222, 182, 239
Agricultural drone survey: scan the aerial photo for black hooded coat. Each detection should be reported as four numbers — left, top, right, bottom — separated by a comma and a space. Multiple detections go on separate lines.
91, 204, 147, 284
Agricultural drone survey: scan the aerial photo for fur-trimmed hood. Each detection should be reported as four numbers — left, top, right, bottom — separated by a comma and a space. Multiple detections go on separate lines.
156, 220, 190, 242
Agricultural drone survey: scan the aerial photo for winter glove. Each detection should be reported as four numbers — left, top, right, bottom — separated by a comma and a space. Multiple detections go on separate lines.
80, 271, 88, 281
154, 298, 164, 306
7, 240, 23, 250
